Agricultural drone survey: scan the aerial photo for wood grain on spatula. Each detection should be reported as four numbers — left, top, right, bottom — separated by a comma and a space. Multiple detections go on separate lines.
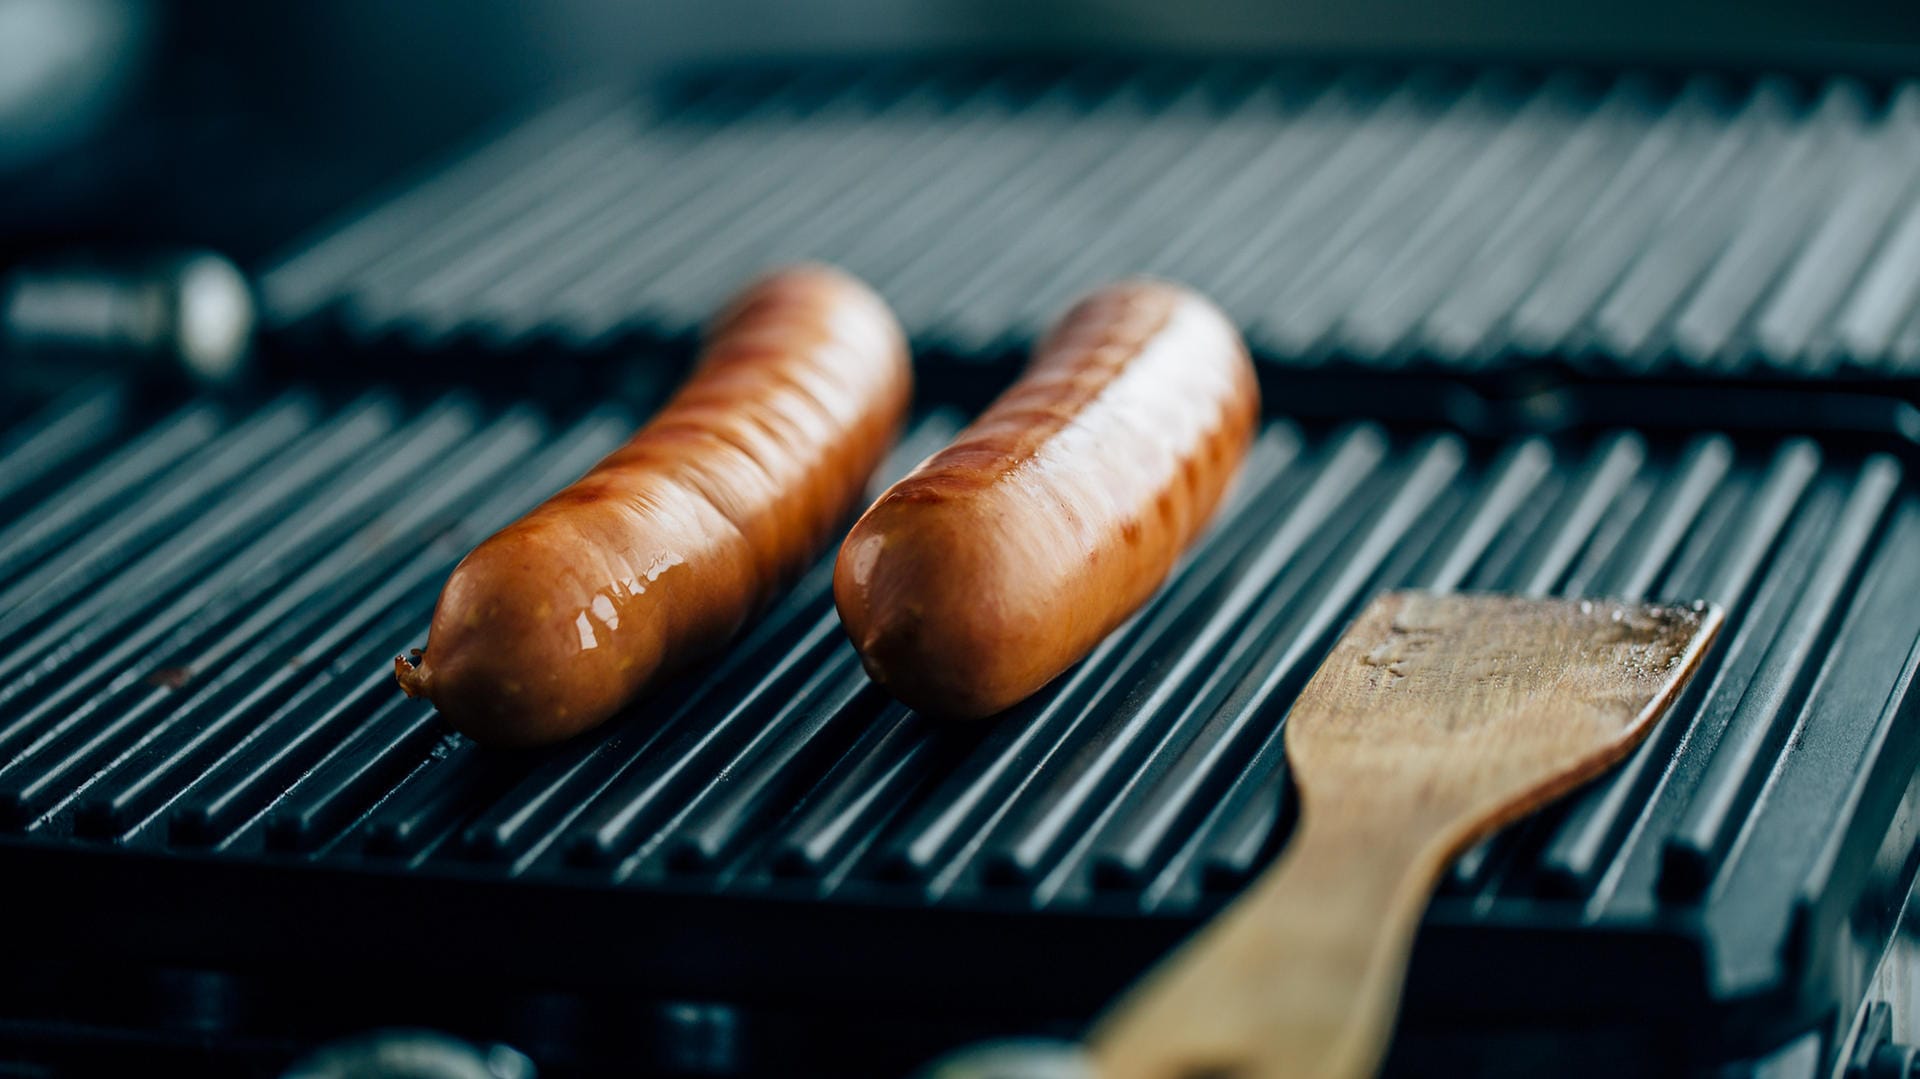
1090, 591, 1722, 1079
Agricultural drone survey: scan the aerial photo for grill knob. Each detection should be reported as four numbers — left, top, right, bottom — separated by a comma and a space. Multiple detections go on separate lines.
280, 1030, 535, 1079
2, 250, 254, 386
913, 1038, 1094, 1079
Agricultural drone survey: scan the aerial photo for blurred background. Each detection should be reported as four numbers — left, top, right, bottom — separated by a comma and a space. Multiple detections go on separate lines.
7, 0, 1920, 262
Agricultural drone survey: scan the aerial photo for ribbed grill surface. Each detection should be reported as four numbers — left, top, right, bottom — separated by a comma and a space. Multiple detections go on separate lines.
262, 62, 1920, 378
3, 381, 1915, 981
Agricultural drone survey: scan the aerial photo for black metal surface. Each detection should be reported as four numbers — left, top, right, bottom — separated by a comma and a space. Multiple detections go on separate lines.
261, 61, 1920, 386
1, 373, 1918, 1075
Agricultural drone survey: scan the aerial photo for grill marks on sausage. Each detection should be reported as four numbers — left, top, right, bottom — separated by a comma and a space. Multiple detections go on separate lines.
834, 279, 1259, 720
398, 265, 910, 747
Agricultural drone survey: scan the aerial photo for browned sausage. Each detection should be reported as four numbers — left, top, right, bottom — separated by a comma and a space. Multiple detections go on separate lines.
834, 279, 1258, 720
396, 264, 911, 747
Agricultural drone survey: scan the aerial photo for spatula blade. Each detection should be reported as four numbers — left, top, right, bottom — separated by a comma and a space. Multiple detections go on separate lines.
1285, 592, 1723, 820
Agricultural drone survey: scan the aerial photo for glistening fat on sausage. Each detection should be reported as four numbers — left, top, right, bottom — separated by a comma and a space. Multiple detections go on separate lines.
396, 264, 911, 747
833, 278, 1259, 720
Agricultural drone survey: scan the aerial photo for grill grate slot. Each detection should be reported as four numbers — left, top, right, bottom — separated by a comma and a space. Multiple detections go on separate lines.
0, 396, 317, 651
359, 739, 517, 860
0, 402, 221, 585
54, 405, 631, 842
263, 62, 1920, 379
1660, 457, 1902, 896
0, 381, 130, 511
769, 703, 945, 884
1534, 440, 1822, 896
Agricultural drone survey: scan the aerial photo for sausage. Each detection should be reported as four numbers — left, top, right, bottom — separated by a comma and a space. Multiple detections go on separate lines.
834, 278, 1258, 720
396, 264, 911, 747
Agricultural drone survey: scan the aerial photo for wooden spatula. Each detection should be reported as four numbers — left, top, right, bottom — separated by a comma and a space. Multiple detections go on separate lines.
1087, 590, 1722, 1079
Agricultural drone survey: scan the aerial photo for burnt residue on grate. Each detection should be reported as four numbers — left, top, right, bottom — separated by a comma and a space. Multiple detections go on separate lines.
0, 381, 1915, 1020
261, 62, 1920, 379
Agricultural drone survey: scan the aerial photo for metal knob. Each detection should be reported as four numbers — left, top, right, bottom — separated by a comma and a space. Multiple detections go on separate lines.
2, 250, 254, 385
913, 1038, 1095, 1079
279, 1029, 535, 1079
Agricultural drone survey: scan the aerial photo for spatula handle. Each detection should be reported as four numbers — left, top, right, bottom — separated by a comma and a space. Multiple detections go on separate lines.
1090, 802, 1453, 1079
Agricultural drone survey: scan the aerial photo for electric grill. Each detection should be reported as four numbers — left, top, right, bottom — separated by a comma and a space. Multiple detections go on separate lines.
5, 57, 1920, 1079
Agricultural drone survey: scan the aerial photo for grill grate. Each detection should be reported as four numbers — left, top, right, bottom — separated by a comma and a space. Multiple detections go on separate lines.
3, 380, 1919, 1055
261, 62, 1920, 379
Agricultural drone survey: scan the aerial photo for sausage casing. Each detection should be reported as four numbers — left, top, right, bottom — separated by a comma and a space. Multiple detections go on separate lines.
397, 265, 911, 747
834, 279, 1259, 720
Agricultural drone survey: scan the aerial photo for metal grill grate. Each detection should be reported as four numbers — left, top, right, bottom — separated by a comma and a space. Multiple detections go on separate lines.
3, 378, 1918, 1053
262, 62, 1920, 379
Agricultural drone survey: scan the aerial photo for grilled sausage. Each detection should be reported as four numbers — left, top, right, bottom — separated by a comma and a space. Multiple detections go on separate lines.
396, 265, 911, 747
834, 279, 1258, 720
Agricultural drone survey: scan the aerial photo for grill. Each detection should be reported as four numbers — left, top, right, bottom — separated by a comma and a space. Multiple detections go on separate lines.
264, 62, 1920, 385
11, 53, 1920, 1079
4, 365, 1919, 1075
